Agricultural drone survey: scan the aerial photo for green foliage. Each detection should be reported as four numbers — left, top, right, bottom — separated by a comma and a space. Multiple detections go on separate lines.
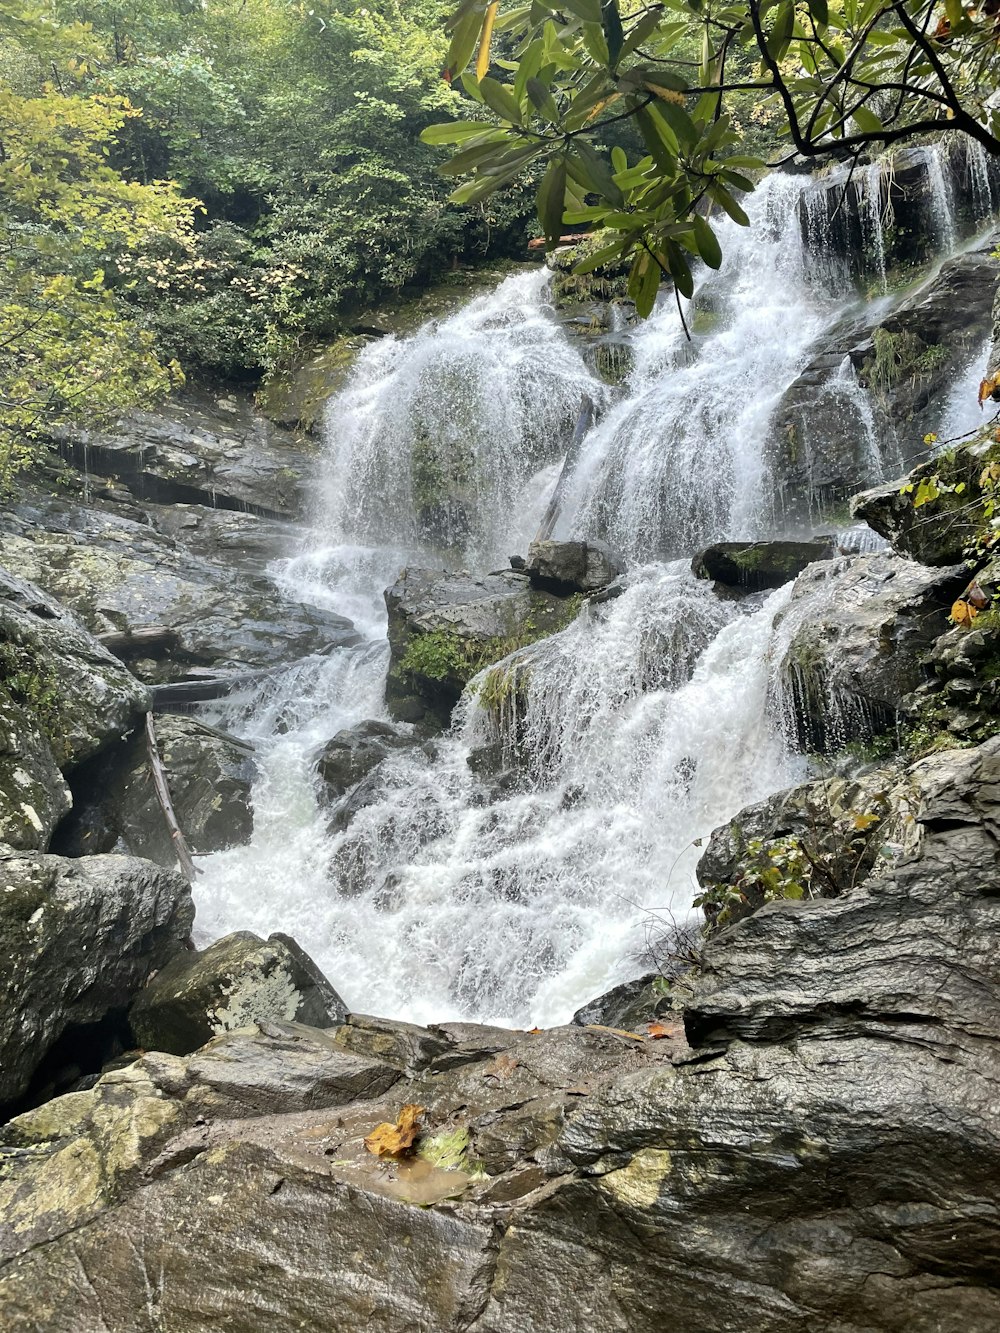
695, 801, 887, 932
49, 0, 536, 379
0, 5, 194, 483
864, 327, 950, 401
430, 1, 1000, 314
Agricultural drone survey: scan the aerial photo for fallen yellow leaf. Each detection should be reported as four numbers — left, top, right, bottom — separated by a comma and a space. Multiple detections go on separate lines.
364, 1103, 424, 1158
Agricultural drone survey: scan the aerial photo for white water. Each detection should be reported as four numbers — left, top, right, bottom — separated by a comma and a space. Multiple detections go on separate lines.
193, 145, 996, 1027
554, 174, 847, 558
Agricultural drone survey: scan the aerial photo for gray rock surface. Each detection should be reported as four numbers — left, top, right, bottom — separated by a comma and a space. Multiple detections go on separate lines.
314, 719, 413, 803
129, 931, 348, 1057
0, 850, 193, 1109
524, 539, 624, 594
58, 387, 317, 518
0, 568, 149, 771
693, 538, 835, 594
54, 715, 256, 865
853, 437, 1000, 565
385, 567, 580, 727
776, 552, 966, 751
0, 487, 358, 684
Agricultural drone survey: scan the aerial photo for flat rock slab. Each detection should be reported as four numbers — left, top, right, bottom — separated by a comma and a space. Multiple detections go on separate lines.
0, 493, 357, 684
58, 387, 318, 518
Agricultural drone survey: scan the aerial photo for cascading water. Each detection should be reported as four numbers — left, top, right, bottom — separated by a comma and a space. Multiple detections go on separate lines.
860, 163, 890, 294
553, 173, 863, 558
194, 145, 996, 1027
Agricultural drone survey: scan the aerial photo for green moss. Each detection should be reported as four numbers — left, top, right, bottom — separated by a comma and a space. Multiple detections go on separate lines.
863, 327, 949, 401
0, 639, 70, 764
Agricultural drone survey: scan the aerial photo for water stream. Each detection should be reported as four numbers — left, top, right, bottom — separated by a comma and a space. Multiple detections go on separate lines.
193, 148, 995, 1027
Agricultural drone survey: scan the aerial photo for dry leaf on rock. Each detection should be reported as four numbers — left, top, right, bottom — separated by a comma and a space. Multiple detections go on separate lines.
364, 1103, 425, 1158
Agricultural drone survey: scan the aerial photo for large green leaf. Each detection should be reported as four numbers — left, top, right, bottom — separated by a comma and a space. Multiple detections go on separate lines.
537, 155, 568, 246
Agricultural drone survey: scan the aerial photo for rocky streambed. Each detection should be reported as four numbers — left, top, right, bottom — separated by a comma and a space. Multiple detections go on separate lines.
0, 376, 999, 1330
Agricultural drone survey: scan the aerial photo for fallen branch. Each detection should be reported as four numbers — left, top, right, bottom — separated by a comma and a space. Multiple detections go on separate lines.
144, 711, 199, 884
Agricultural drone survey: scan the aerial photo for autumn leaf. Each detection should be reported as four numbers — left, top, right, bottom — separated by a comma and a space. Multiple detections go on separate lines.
364, 1103, 425, 1158
979, 373, 1000, 406
852, 812, 880, 831
646, 1021, 674, 1039
950, 599, 979, 628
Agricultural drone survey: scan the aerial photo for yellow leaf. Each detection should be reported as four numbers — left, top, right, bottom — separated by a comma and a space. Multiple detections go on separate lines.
852, 813, 880, 831
642, 82, 686, 105
950, 599, 978, 628
476, 3, 499, 82
364, 1103, 425, 1158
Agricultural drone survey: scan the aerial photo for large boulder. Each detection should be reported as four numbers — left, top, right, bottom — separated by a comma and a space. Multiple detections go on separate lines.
314, 720, 413, 804
0, 568, 148, 850
385, 567, 582, 728
692, 538, 835, 595
0, 569, 149, 772
129, 931, 348, 1057
0, 850, 193, 1110
53, 715, 256, 865
524, 539, 624, 595
775, 551, 966, 751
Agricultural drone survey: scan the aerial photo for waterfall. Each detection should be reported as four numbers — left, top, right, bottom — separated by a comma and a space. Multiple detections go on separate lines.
964, 139, 996, 222
316, 268, 605, 568
859, 163, 890, 294
553, 173, 851, 560
922, 144, 958, 251
193, 150, 988, 1028
935, 336, 993, 446
198, 569, 800, 1027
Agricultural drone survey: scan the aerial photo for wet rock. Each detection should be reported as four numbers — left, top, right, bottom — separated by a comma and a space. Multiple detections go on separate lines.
853, 436, 1000, 565
314, 720, 412, 803
851, 241, 999, 428
384, 567, 579, 728
0, 692, 70, 852
693, 538, 835, 594
0, 849, 193, 1109
776, 552, 966, 751
0, 493, 358, 684
572, 974, 669, 1030
57, 387, 317, 518
0, 568, 148, 782
772, 238, 999, 520
695, 761, 916, 930
525, 539, 625, 595
129, 931, 348, 1058
53, 715, 256, 865
687, 737, 1000, 1045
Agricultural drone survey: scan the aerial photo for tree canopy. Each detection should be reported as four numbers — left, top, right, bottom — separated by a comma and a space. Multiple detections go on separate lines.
0, 1, 193, 484
427, 0, 1000, 315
